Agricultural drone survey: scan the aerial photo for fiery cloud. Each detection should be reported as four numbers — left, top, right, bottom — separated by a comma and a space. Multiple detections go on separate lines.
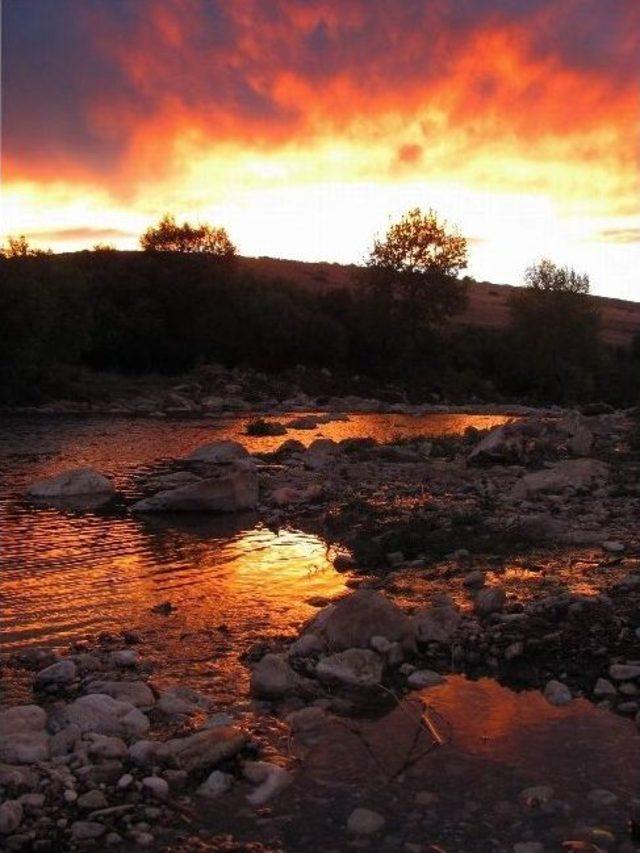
2, 0, 638, 295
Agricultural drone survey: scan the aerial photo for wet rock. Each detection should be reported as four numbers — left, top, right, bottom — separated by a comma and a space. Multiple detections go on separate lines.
0, 732, 50, 765
407, 669, 445, 688
414, 594, 461, 644
63, 693, 150, 737
142, 776, 169, 799
157, 686, 212, 716
27, 468, 115, 498
347, 807, 386, 835
474, 586, 506, 617
197, 770, 233, 798
0, 705, 47, 735
609, 663, 640, 681
71, 821, 106, 840
185, 440, 248, 464
166, 726, 247, 773
309, 590, 413, 651
131, 465, 258, 513
34, 659, 77, 687
316, 648, 384, 688
0, 801, 23, 835
250, 654, 300, 699
85, 680, 155, 709
243, 761, 291, 805
543, 680, 572, 706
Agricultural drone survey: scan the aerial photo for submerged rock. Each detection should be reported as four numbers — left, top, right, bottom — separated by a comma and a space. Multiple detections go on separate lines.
26, 467, 115, 498
131, 464, 258, 513
308, 589, 413, 651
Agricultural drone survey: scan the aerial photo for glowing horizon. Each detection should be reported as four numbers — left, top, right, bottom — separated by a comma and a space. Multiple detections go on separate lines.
2, 0, 639, 298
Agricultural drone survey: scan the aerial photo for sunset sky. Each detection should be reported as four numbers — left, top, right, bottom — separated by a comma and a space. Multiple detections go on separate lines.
2, 0, 639, 298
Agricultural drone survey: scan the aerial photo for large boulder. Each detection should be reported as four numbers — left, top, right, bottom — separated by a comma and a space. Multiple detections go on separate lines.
185, 440, 248, 464
512, 459, 609, 499
316, 648, 384, 688
166, 727, 247, 772
413, 594, 461, 644
26, 468, 115, 499
131, 464, 258, 513
308, 590, 413, 652
62, 693, 150, 738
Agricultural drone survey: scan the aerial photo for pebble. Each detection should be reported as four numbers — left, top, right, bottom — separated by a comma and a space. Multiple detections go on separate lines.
347, 807, 386, 835
407, 669, 445, 688
142, 776, 169, 799
117, 773, 134, 790
609, 663, 640, 681
77, 789, 108, 810
593, 677, 617, 699
71, 821, 106, 840
543, 680, 572, 706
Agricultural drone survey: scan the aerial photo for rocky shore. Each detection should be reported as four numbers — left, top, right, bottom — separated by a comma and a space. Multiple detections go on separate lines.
3, 406, 640, 850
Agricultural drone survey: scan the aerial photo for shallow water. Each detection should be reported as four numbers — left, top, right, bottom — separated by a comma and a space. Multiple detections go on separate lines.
0, 412, 509, 672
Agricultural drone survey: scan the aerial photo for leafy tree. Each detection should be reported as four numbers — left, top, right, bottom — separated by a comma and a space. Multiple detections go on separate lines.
140, 214, 236, 259
367, 207, 468, 277
506, 259, 600, 402
1, 235, 51, 258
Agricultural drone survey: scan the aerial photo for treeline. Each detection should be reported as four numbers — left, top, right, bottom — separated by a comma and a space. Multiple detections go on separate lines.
1, 248, 639, 406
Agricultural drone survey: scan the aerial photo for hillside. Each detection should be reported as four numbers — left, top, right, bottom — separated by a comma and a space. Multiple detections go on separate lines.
239, 256, 640, 347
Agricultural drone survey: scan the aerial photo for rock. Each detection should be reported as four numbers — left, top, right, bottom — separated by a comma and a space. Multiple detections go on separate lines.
302, 439, 339, 470
316, 648, 384, 688
504, 641, 524, 661
110, 649, 138, 668
131, 465, 258, 513
156, 686, 212, 716
243, 761, 291, 805
197, 770, 233, 798
129, 740, 170, 767
71, 821, 106, 840
166, 726, 247, 772
250, 654, 300, 699
0, 765, 38, 793
407, 669, 445, 689
87, 734, 128, 760
77, 789, 108, 810
85, 680, 155, 709
543, 680, 572, 706
145, 471, 201, 491
117, 773, 134, 790
609, 663, 640, 681
474, 586, 506, 617
512, 459, 609, 499
185, 440, 248, 464
271, 484, 323, 507
513, 844, 544, 853
288, 633, 326, 657
587, 788, 618, 807
463, 570, 486, 589
520, 785, 554, 806
286, 416, 320, 429
0, 732, 50, 765
594, 678, 617, 699
142, 776, 169, 799
468, 423, 525, 465
309, 590, 413, 651
602, 540, 625, 554
64, 693, 150, 737
34, 659, 77, 687
27, 468, 115, 498
0, 801, 23, 835
0, 705, 46, 735
414, 594, 461, 644
347, 807, 386, 835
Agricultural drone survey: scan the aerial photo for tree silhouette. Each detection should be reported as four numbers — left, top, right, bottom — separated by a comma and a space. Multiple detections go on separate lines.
1, 235, 51, 258
140, 214, 236, 259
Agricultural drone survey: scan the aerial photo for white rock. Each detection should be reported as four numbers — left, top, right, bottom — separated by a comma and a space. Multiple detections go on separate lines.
197, 770, 233, 798
316, 648, 383, 688
27, 468, 115, 498
347, 807, 386, 834
64, 693, 150, 737
543, 680, 572, 706
407, 669, 445, 689
243, 761, 291, 805
142, 776, 169, 799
